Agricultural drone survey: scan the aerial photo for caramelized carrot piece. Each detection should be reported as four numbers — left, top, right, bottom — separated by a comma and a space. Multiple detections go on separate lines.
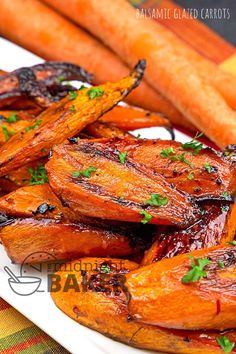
46, 139, 199, 227
52, 256, 236, 353
0, 62, 145, 176
127, 245, 236, 330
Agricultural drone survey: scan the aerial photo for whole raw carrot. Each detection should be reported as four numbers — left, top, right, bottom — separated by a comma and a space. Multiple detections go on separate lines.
44, 0, 236, 148
45, 0, 236, 111
0, 0, 187, 128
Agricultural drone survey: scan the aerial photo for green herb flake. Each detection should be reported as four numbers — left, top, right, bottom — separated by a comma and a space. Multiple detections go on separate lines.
72, 166, 97, 178
88, 87, 104, 99
70, 104, 77, 112
218, 260, 225, 269
204, 162, 215, 173
28, 165, 48, 185
182, 255, 210, 284
181, 132, 203, 155
25, 119, 42, 132
187, 172, 194, 180
160, 147, 193, 168
140, 210, 152, 224
160, 147, 176, 158
228, 241, 236, 246
6, 113, 18, 123
56, 75, 65, 83
119, 151, 127, 164
68, 91, 78, 101
221, 205, 229, 213
100, 264, 111, 273
1, 125, 15, 141
79, 85, 86, 91
222, 191, 229, 199
216, 336, 235, 353
145, 193, 168, 207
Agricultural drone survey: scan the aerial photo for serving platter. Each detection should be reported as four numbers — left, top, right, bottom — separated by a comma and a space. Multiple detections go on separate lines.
0, 37, 192, 354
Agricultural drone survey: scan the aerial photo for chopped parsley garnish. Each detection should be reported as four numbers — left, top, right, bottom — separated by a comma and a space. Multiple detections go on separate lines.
136, 133, 141, 139
145, 193, 168, 207
88, 87, 104, 99
187, 172, 194, 180
140, 210, 152, 224
204, 162, 215, 173
216, 336, 235, 353
119, 151, 127, 164
70, 104, 77, 112
100, 264, 111, 273
218, 260, 225, 269
228, 241, 236, 246
221, 205, 229, 213
160, 147, 193, 168
28, 165, 48, 185
1, 125, 15, 141
72, 166, 97, 178
182, 255, 210, 284
79, 85, 86, 90
160, 147, 175, 158
68, 91, 78, 100
56, 75, 65, 83
222, 191, 229, 199
5, 113, 18, 123
181, 132, 203, 155
25, 119, 42, 132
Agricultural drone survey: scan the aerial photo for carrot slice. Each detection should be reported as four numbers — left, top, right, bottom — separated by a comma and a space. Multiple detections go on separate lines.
0, 61, 145, 176
46, 139, 199, 227
127, 244, 236, 330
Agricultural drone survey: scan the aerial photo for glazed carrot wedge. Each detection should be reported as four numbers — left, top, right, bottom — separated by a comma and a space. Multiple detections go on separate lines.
142, 202, 236, 265
53, 0, 236, 148
0, 0, 189, 127
46, 139, 198, 227
0, 62, 144, 176
0, 184, 75, 220
52, 257, 236, 353
84, 122, 129, 139
0, 109, 41, 121
100, 105, 171, 131
45, 0, 236, 112
127, 244, 236, 330
0, 218, 141, 263
105, 137, 236, 199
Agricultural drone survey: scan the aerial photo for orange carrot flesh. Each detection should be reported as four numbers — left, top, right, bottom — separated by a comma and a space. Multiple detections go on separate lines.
0, 0, 189, 129
45, 0, 236, 111
100, 105, 171, 131
47, 0, 236, 148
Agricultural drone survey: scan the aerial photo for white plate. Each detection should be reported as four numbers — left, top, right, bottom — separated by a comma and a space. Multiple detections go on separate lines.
0, 37, 192, 354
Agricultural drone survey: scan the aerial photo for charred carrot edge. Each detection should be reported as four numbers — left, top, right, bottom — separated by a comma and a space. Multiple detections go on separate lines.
49, 0, 236, 148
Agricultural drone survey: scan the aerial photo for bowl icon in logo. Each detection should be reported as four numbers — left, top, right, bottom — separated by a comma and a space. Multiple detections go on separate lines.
5, 266, 41, 296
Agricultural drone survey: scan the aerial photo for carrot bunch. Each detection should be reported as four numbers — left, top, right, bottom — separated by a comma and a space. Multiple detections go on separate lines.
0, 0, 235, 147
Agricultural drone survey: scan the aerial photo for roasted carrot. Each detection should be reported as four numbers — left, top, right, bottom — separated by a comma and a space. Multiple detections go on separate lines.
46, 139, 199, 227
0, 0, 190, 128
0, 218, 140, 263
100, 105, 171, 131
52, 257, 236, 353
0, 62, 144, 176
84, 122, 129, 139
142, 202, 236, 265
126, 244, 236, 330
51, 0, 236, 148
